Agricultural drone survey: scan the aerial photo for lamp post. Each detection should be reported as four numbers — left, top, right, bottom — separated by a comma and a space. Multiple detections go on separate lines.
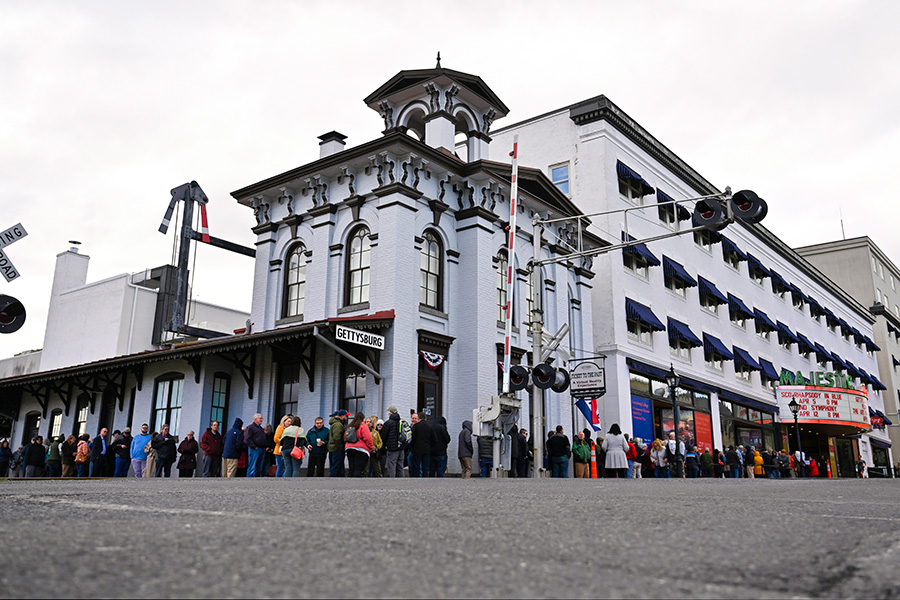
666, 364, 682, 476
788, 398, 803, 477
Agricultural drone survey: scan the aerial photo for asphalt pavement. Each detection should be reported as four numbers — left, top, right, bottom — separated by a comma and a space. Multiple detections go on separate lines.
1, 477, 899, 599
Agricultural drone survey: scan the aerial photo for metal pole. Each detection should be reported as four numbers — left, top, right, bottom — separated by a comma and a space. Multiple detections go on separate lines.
672, 383, 681, 477
794, 413, 803, 477
170, 195, 194, 334
531, 218, 544, 478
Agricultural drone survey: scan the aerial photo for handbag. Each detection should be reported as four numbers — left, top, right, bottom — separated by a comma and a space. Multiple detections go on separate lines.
290, 427, 305, 460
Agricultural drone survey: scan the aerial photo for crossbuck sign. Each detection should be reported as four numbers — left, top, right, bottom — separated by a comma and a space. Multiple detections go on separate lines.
0, 223, 28, 282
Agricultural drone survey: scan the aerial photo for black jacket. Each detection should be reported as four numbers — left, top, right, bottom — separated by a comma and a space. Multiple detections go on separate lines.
430, 417, 451, 457
223, 418, 245, 459
410, 420, 434, 455
90, 435, 108, 462
382, 412, 401, 451
476, 435, 493, 460
152, 434, 177, 463
458, 421, 473, 459
23, 442, 45, 468
244, 422, 267, 450
546, 433, 571, 458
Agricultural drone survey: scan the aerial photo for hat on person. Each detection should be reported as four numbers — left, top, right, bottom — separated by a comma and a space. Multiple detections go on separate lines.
123, 427, 131, 433
377, 419, 385, 426
387, 405, 398, 414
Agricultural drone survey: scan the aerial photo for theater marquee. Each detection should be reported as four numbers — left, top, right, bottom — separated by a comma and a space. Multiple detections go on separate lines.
776, 385, 871, 430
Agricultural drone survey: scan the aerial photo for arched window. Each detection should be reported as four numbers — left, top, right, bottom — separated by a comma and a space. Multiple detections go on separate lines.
152, 374, 184, 436
497, 250, 508, 323
283, 243, 307, 318
346, 226, 371, 306
73, 396, 89, 437
420, 231, 442, 310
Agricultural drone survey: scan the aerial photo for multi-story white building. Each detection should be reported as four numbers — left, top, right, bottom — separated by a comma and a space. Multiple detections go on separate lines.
490, 96, 892, 476
0, 63, 600, 469
795, 237, 899, 473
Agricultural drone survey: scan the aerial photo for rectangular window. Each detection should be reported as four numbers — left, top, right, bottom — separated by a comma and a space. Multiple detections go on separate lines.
627, 319, 653, 346
772, 281, 787, 300
152, 378, 184, 436
778, 335, 792, 351
730, 311, 746, 329
550, 163, 570, 195
704, 352, 724, 372
669, 337, 692, 360
750, 266, 766, 286
74, 401, 88, 437
210, 375, 230, 426
694, 230, 714, 253
736, 365, 752, 382
700, 294, 719, 315
658, 204, 677, 227
50, 411, 62, 438
629, 373, 651, 395
755, 322, 770, 341
664, 274, 687, 298
623, 253, 649, 279
724, 251, 741, 270
792, 294, 805, 311
619, 178, 644, 205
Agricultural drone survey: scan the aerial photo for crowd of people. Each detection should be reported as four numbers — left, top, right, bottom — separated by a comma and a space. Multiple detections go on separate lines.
1, 413, 896, 479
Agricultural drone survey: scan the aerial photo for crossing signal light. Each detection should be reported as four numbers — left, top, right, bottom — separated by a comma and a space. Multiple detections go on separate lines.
0, 295, 26, 333
730, 190, 768, 224
508, 365, 529, 391
532, 363, 556, 389
550, 368, 570, 393
691, 199, 729, 231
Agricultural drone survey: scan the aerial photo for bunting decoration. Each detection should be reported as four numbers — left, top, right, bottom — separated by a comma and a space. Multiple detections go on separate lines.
420, 351, 445, 370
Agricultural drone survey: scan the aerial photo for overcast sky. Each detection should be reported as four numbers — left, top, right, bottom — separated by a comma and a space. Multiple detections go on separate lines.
2, 0, 899, 357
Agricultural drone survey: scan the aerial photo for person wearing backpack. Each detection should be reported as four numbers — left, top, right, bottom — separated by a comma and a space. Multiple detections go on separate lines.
381, 406, 406, 478
344, 412, 375, 477
327, 410, 349, 477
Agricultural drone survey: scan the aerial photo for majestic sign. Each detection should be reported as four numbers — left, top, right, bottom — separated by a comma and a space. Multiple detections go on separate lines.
570, 361, 605, 399
335, 325, 385, 350
0, 223, 27, 282
779, 369, 857, 391
776, 385, 870, 430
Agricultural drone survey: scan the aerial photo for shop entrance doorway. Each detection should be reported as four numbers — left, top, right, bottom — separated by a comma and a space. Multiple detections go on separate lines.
835, 439, 856, 478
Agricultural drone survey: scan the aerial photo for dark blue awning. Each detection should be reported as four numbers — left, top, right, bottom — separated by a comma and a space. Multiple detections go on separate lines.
878, 409, 893, 425
747, 254, 770, 277
871, 436, 892, 448
856, 367, 875, 385
795, 332, 816, 354
849, 327, 865, 343
837, 318, 853, 336
625, 298, 666, 331
769, 270, 789, 290
776, 321, 801, 344
733, 346, 761, 371
787, 284, 806, 304
759, 358, 780, 380
717, 388, 780, 414
753, 309, 777, 331
863, 335, 880, 352
679, 376, 717, 394
821, 306, 840, 326
727, 294, 755, 319
721, 236, 748, 261
626, 358, 669, 380
888, 324, 899, 337
616, 160, 655, 196
703, 333, 734, 360
698, 277, 728, 305
813, 342, 835, 363
869, 373, 888, 391
668, 318, 703, 347
663, 256, 697, 287
845, 360, 864, 379
621, 232, 661, 266
656, 189, 691, 221
892, 355, 900, 368
806, 296, 825, 317
830, 351, 851, 371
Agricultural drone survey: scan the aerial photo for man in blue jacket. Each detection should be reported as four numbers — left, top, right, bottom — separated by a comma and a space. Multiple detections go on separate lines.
244, 414, 267, 477
90, 428, 109, 477
130, 423, 152, 478
305, 417, 329, 477
222, 418, 244, 477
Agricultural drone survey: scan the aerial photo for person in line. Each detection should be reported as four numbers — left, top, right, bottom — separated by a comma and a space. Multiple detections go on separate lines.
345, 412, 375, 477
75, 434, 91, 477
328, 410, 349, 478
855, 457, 867, 478
547, 426, 571, 478
409, 411, 434, 478
200, 421, 223, 478
514, 426, 528, 478
129, 424, 152, 478
263, 422, 277, 476
143, 433, 157, 478
111, 430, 130, 477
458, 420, 473, 479
631, 438, 645, 479
429, 416, 451, 478
305, 417, 329, 477
244, 414, 267, 478
23, 436, 45, 477
744, 446, 756, 479
89, 428, 109, 477
684, 443, 700, 479
476, 431, 493, 478
572, 431, 591, 478
521, 429, 532, 475
152, 425, 177, 478
624, 433, 638, 479
602, 423, 629, 478
59, 435, 77, 478
808, 455, 820, 477
366, 416, 383, 478
222, 418, 244, 478
0, 440, 12, 477
272, 415, 293, 478
177, 430, 199, 478
753, 449, 763, 478
700, 447, 714, 478
725, 446, 740, 479
280, 416, 307, 478
650, 439, 668, 478
666, 433, 685, 478
712, 448, 726, 478
45, 435, 63, 477
381, 407, 406, 478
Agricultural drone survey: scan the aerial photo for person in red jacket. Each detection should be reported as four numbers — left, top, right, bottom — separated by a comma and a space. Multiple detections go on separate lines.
808, 455, 820, 477
625, 433, 638, 478
345, 412, 376, 477
200, 421, 224, 477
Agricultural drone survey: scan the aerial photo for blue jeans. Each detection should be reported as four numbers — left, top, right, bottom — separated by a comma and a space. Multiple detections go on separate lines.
686, 464, 699, 478
90, 460, 105, 477
283, 454, 303, 477
410, 453, 430, 478
275, 455, 285, 478
769, 468, 780, 479
551, 456, 569, 478
329, 450, 345, 477
115, 457, 130, 477
247, 448, 265, 477
430, 455, 448, 477
655, 465, 669, 478
47, 463, 61, 478
730, 466, 740, 478
626, 459, 634, 479
76, 463, 89, 477
479, 458, 492, 478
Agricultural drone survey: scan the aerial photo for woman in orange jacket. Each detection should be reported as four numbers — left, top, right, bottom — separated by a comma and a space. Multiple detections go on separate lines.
273, 414, 293, 478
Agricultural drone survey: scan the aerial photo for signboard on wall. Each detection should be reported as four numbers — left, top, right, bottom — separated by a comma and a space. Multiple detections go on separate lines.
570, 362, 605, 399
776, 385, 871, 430
335, 325, 385, 350
631, 396, 653, 443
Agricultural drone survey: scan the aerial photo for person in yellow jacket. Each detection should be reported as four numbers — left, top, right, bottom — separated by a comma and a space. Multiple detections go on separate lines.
753, 450, 764, 477
273, 415, 293, 478
366, 415, 383, 477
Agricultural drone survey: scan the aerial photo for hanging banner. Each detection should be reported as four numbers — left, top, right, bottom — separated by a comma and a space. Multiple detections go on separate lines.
575, 398, 601, 431
420, 351, 445, 370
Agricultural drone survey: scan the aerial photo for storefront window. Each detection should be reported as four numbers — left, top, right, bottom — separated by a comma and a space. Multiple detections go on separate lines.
721, 419, 735, 449
630, 373, 650, 395
651, 378, 670, 399
719, 400, 734, 419
694, 392, 711, 412
661, 407, 696, 447
675, 386, 692, 406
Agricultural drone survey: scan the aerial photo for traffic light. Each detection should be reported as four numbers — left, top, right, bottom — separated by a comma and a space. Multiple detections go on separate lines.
729, 190, 768, 224
691, 199, 729, 231
0, 295, 25, 333
550, 367, 570, 393
508, 365, 529, 391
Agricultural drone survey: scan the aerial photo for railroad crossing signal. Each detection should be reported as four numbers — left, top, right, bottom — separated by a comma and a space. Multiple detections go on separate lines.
0, 222, 28, 282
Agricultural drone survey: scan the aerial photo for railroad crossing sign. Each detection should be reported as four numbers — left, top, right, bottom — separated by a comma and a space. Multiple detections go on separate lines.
0, 223, 27, 282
